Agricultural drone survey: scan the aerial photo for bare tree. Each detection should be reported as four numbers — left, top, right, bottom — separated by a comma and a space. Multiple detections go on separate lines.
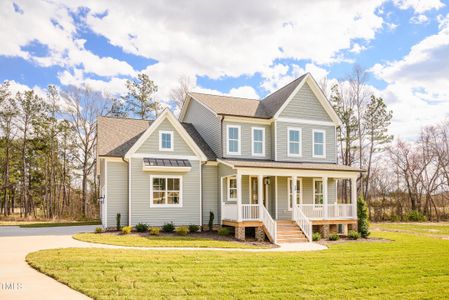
169, 75, 195, 112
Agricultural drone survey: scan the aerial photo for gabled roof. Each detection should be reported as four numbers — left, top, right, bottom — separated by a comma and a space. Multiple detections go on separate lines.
97, 115, 216, 160
182, 73, 341, 125
187, 92, 269, 118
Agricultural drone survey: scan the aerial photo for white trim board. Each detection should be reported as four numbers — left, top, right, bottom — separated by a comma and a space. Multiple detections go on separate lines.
124, 108, 207, 161
277, 117, 335, 127
273, 74, 342, 126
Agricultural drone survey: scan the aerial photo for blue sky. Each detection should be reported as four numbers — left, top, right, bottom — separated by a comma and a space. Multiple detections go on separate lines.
1, 0, 449, 138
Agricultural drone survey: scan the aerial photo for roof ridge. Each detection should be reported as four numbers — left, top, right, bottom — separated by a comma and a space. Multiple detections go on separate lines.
189, 91, 260, 101
98, 115, 153, 122
262, 73, 308, 100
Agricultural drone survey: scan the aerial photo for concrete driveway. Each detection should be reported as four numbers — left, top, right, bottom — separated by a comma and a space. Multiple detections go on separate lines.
0, 225, 97, 300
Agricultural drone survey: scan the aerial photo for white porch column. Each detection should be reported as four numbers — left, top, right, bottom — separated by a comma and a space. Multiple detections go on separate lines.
291, 175, 297, 221
323, 176, 328, 219
257, 175, 263, 220
237, 173, 242, 222
351, 177, 357, 218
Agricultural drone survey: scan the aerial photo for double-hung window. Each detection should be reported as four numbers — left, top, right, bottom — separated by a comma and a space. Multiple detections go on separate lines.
227, 177, 237, 201
252, 127, 265, 156
287, 127, 302, 157
159, 131, 173, 151
288, 178, 302, 210
227, 125, 241, 155
313, 179, 323, 205
151, 176, 182, 207
313, 129, 326, 158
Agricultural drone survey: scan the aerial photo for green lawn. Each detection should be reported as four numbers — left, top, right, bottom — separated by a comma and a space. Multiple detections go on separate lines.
74, 233, 269, 249
373, 222, 449, 237
27, 229, 449, 299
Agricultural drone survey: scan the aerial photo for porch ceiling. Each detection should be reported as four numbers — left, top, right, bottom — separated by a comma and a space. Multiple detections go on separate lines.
218, 159, 364, 173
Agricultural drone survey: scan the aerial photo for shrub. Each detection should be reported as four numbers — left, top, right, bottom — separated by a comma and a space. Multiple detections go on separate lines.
149, 227, 160, 236
188, 224, 200, 233
312, 232, 321, 241
218, 227, 230, 236
135, 223, 149, 233
176, 226, 189, 236
357, 197, 370, 238
162, 222, 175, 233
328, 234, 340, 241
116, 213, 121, 231
347, 230, 360, 240
121, 226, 132, 235
406, 210, 427, 222
208, 211, 214, 231
95, 227, 103, 234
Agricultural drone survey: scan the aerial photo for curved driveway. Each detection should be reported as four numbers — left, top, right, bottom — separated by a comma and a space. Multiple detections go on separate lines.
0, 225, 326, 299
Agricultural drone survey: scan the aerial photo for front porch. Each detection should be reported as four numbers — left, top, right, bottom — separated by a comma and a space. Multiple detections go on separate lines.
218, 160, 360, 243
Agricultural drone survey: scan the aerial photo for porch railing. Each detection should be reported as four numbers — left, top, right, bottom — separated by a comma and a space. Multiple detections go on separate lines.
261, 206, 276, 243
294, 207, 312, 242
242, 204, 259, 220
298, 204, 355, 219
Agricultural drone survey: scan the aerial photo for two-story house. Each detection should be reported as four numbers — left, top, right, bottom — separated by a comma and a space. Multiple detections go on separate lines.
97, 73, 363, 243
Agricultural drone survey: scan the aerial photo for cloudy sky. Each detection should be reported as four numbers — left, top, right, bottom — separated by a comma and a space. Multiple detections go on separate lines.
1, 0, 448, 139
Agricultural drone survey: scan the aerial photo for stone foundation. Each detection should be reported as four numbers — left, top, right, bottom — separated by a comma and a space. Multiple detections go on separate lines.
319, 224, 330, 238
235, 227, 245, 241
255, 226, 265, 242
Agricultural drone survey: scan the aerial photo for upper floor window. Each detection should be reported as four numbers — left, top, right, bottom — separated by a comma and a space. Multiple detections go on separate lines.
159, 131, 173, 151
251, 127, 265, 156
313, 129, 326, 158
150, 176, 182, 207
287, 127, 302, 157
227, 125, 241, 155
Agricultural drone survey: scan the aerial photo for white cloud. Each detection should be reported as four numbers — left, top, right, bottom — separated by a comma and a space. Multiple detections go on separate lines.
228, 86, 259, 99
371, 13, 449, 139
350, 43, 367, 54
410, 14, 429, 24
393, 0, 445, 14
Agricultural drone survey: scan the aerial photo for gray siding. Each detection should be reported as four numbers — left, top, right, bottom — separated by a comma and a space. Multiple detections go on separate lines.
202, 164, 219, 225
276, 122, 336, 163
183, 99, 222, 157
130, 157, 201, 226
136, 118, 195, 156
106, 161, 129, 227
222, 122, 272, 160
279, 82, 332, 121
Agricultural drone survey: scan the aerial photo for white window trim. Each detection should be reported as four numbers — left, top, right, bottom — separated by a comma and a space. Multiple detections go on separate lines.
159, 130, 174, 152
150, 175, 183, 208
226, 125, 241, 155
287, 178, 303, 211
312, 129, 326, 158
313, 178, 323, 207
251, 127, 265, 157
287, 127, 302, 157
227, 176, 237, 202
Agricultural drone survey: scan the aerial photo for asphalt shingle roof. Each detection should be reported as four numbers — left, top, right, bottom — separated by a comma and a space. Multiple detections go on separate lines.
188, 73, 308, 119
97, 116, 217, 160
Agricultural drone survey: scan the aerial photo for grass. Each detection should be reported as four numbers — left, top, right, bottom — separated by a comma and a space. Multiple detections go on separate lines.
0, 220, 100, 227
73, 232, 268, 249
373, 222, 449, 237
27, 228, 449, 299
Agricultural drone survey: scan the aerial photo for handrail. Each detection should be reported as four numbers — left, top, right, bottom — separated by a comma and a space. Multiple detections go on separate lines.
294, 206, 312, 242
241, 204, 259, 220
261, 206, 277, 243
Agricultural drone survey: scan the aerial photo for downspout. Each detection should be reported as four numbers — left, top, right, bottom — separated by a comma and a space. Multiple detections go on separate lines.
122, 156, 131, 227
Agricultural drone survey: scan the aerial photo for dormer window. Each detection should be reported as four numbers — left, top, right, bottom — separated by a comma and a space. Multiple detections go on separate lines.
159, 131, 173, 151
227, 125, 241, 155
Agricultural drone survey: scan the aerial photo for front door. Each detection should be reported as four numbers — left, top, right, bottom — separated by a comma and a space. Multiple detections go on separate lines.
250, 176, 258, 204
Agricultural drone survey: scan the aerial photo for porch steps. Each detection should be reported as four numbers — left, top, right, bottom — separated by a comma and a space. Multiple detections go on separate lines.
276, 220, 308, 243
